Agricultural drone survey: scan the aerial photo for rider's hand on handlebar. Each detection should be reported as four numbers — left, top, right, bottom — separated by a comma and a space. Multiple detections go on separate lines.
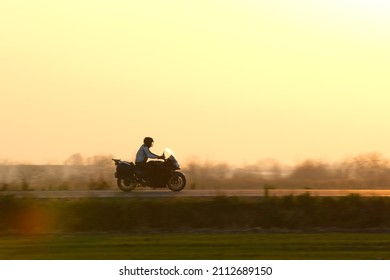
157, 154, 165, 160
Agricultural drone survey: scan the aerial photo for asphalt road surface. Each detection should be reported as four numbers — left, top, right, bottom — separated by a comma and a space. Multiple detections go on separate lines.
2, 189, 390, 198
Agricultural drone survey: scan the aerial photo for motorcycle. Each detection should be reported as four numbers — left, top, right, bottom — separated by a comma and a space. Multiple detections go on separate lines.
112, 148, 186, 192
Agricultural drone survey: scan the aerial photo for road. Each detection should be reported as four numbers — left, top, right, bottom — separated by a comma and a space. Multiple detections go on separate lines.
2, 189, 390, 198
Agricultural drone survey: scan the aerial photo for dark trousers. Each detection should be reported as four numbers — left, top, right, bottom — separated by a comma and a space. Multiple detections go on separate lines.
135, 162, 152, 179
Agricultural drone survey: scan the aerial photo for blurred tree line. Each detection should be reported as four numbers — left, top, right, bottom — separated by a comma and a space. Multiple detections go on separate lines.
1, 152, 390, 191
187, 152, 390, 189
0, 153, 113, 191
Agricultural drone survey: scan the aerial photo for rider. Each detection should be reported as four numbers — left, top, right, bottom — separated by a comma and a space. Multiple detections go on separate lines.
135, 137, 164, 180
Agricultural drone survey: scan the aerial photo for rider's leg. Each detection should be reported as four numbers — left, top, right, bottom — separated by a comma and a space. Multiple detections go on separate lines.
135, 162, 149, 181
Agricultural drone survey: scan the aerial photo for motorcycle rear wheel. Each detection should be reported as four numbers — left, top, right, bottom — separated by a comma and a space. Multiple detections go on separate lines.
117, 177, 137, 192
167, 172, 186, 192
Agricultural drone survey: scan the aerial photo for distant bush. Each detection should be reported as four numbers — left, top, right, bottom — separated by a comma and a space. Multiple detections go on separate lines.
88, 177, 111, 190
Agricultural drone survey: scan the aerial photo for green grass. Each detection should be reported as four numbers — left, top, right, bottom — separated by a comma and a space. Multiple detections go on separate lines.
1, 233, 390, 260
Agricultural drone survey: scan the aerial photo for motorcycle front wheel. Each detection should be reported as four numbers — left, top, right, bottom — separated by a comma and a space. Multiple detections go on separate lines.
117, 177, 138, 192
167, 171, 186, 192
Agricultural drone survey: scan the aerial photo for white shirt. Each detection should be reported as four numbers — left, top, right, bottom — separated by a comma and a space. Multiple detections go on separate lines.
135, 144, 158, 163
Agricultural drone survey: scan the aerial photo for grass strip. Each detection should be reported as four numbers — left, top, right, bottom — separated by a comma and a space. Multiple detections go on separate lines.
1, 233, 390, 260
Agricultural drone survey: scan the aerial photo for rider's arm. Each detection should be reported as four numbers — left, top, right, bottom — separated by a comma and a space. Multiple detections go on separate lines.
143, 146, 159, 159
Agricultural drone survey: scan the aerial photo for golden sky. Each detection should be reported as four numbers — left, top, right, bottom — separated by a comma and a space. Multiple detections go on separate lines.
1, 0, 390, 165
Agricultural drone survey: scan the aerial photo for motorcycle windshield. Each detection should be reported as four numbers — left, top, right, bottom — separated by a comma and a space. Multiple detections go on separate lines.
164, 148, 180, 168
164, 147, 174, 159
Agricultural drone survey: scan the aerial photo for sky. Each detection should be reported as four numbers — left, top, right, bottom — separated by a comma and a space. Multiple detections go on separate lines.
1, 0, 390, 165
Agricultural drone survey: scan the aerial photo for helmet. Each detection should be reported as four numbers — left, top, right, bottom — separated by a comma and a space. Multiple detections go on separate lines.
143, 137, 154, 147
